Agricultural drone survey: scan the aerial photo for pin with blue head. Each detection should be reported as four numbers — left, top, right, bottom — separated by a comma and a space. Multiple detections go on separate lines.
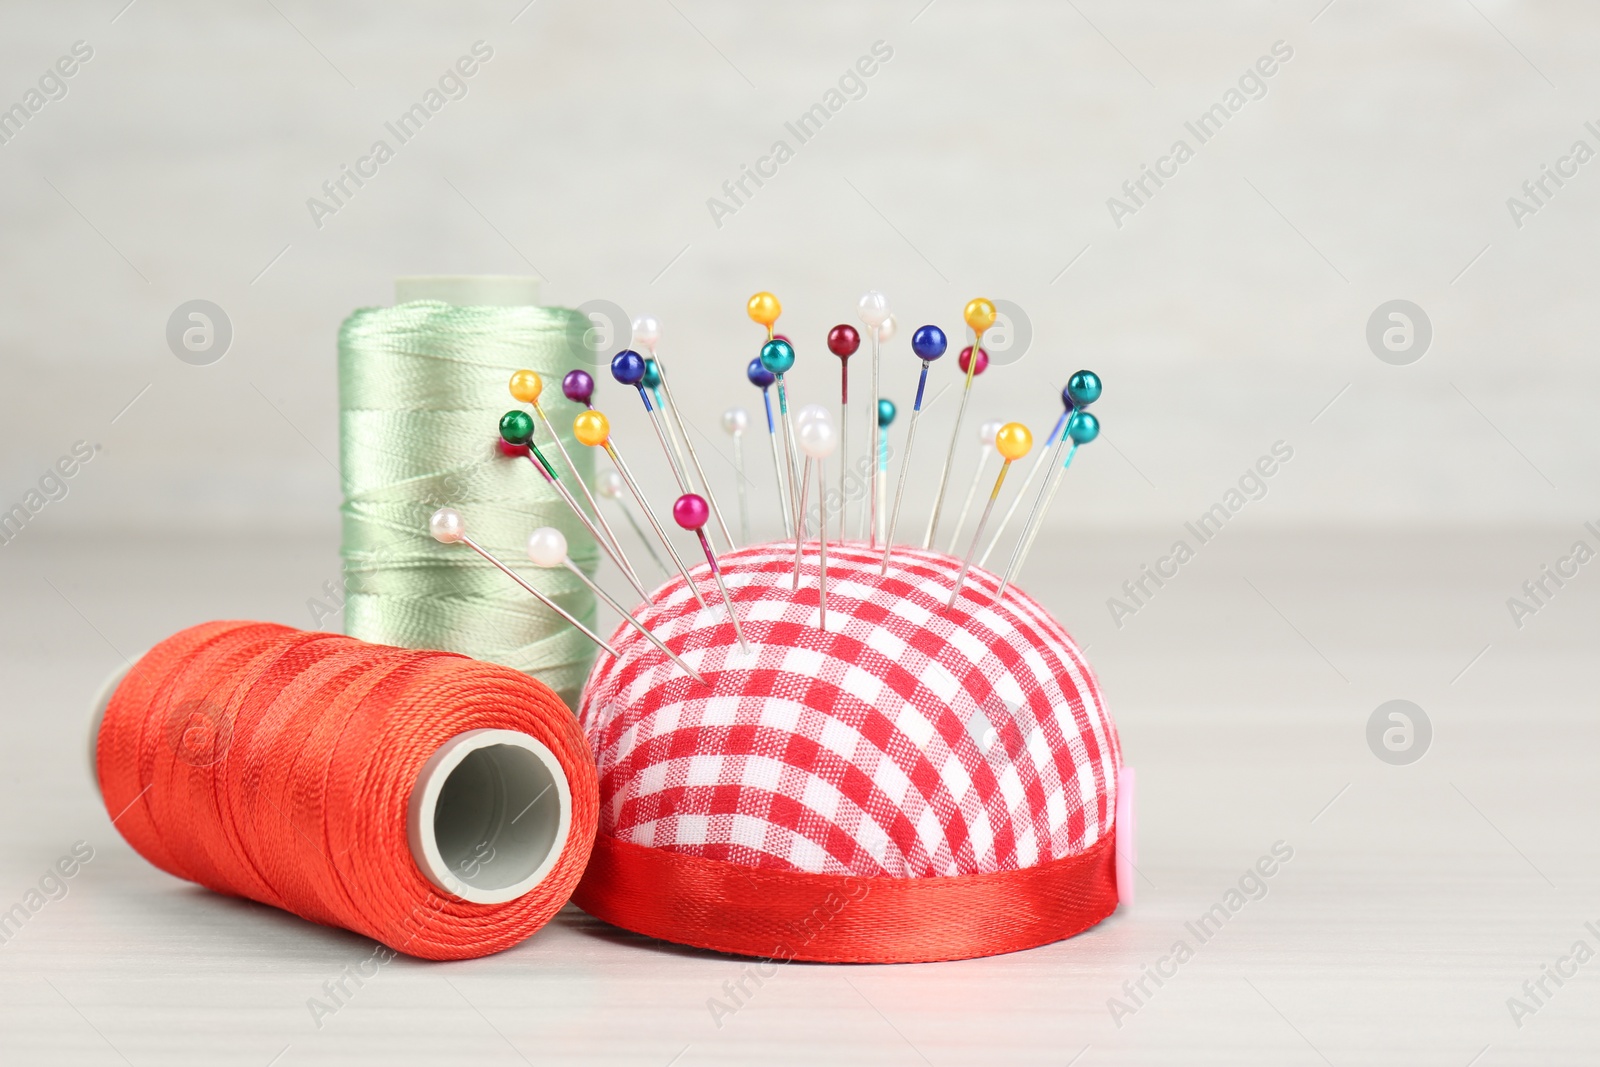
747, 355, 792, 538
880, 325, 946, 574
614, 348, 691, 494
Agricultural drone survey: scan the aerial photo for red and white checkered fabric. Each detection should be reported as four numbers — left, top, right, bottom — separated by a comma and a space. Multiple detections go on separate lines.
578, 540, 1119, 880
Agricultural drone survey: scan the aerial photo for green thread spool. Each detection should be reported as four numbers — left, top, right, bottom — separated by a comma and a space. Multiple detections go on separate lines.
338, 277, 598, 707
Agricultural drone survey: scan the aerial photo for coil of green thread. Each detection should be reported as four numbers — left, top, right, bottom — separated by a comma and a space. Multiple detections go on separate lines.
338, 288, 598, 706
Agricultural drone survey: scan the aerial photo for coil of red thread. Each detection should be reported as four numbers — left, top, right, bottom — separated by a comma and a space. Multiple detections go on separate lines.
93, 620, 598, 961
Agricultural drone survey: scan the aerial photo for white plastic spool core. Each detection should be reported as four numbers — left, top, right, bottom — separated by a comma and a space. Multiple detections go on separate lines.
90, 665, 569, 907
406, 729, 572, 905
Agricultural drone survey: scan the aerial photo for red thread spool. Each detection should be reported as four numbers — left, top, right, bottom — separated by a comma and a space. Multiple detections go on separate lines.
92, 621, 597, 960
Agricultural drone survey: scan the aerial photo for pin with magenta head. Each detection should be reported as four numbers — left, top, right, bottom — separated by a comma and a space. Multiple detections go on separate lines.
525, 526, 708, 687
499, 409, 647, 600
428, 507, 619, 658
562, 369, 595, 409
998, 402, 1101, 602
747, 356, 792, 538
857, 291, 891, 550
799, 415, 840, 629
633, 314, 736, 552
828, 324, 860, 544
574, 408, 708, 610
948, 419, 1003, 554
981, 370, 1100, 570
596, 466, 669, 579
880, 324, 947, 575
948, 421, 1031, 609
926, 298, 997, 550
759, 331, 803, 544
509, 369, 623, 569
674, 493, 750, 655
722, 406, 751, 545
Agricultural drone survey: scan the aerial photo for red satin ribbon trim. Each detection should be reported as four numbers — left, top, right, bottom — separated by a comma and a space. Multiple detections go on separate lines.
573, 833, 1118, 963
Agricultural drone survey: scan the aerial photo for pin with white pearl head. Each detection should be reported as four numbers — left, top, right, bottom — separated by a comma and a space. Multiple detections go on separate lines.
881, 324, 947, 576
428, 507, 620, 658
982, 371, 1101, 571
948, 419, 1003, 554
799, 415, 839, 629
857, 291, 891, 549
948, 422, 1032, 610
926, 299, 998, 550
792, 406, 831, 587
499, 409, 648, 601
526, 526, 709, 687
674, 493, 751, 655
721, 407, 751, 545
633, 314, 737, 553
597, 467, 669, 580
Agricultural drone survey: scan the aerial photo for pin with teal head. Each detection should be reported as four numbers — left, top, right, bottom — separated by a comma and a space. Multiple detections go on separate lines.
870, 397, 897, 546
997, 400, 1101, 601
980, 375, 1092, 569
760, 334, 803, 542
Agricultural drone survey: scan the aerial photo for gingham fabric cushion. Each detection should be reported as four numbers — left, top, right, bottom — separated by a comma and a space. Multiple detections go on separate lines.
578, 540, 1119, 879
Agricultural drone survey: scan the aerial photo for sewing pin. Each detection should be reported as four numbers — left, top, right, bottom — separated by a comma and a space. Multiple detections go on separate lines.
948, 419, 1003, 554
873, 398, 896, 546
428, 507, 619, 657
597, 467, 669, 580
981, 371, 1101, 569
747, 357, 793, 538
673, 493, 751, 654
799, 415, 839, 629
926, 298, 996, 549
827, 324, 860, 543
857, 291, 891, 547
525, 526, 709, 686
948, 421, 1032, 609
562, 369, 596, 409
499, 409, 648, 600
633, 315, 738, 553
574, 409, 709, 610
759, 335, 804, 546
997, 409, 1099, 601
612, 349, 691, 494
880, 324, 947, 574
721, 407, 751, 545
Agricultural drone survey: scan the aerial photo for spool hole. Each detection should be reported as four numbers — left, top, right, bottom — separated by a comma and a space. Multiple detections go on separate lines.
409, 730, 571, 905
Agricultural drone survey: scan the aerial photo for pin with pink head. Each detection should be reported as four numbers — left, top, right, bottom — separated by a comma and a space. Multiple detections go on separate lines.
674, 492, 751, 654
